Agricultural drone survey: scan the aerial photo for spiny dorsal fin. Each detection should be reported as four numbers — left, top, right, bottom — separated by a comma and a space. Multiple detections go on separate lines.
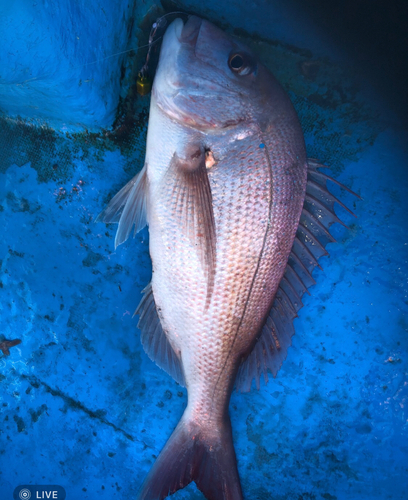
135, 282, 185, 387
95, 164, 148, 248
236, 158, 360, 392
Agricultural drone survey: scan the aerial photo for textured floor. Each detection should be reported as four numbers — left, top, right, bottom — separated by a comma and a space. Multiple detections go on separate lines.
0, 1, 407, 500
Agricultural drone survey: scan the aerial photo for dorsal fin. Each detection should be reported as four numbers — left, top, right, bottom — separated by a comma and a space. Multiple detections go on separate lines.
95, 164, 148, 248
236, 159, 360, 392
135, 283, 185, 387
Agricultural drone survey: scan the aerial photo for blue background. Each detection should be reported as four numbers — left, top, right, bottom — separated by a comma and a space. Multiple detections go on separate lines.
0, 1, 407, 499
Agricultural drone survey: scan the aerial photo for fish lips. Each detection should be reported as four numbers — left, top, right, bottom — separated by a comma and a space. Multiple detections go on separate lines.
178, 15, 202, 45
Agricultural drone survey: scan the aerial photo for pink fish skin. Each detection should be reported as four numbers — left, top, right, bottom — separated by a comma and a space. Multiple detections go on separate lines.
99, 14, 327, 500
134, 15, 308, 500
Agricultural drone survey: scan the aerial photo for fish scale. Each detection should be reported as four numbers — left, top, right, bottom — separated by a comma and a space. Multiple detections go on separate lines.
184, 137, 275, 415
150, 18, 306, 496
97, 14, 358, 500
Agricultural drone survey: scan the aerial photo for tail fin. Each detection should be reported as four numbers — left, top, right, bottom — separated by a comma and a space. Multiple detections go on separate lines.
136, 413, 243, 500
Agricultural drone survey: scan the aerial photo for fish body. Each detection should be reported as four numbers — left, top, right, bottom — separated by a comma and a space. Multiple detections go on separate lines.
98, 15, 356, 500
147, 16, 306, 415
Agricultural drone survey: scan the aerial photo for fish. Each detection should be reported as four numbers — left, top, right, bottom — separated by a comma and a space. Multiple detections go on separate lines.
97, 14, 358, 500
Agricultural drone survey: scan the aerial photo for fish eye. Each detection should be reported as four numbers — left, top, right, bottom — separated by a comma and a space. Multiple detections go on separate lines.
229, 54, 244, 70
228, 52, 256, 76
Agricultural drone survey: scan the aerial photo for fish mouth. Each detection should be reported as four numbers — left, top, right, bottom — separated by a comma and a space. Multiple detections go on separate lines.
155, 16, 243, 131
154, 17, 203, 99
178, 15, 202, 45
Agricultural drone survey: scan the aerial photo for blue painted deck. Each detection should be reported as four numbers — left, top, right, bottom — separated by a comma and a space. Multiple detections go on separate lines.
0, 1, 407, 499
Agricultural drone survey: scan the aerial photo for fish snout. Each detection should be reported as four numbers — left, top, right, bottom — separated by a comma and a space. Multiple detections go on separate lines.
178, 15, 202, 45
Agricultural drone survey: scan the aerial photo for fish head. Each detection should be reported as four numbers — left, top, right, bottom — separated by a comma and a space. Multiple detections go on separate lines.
153, 16, 284, 132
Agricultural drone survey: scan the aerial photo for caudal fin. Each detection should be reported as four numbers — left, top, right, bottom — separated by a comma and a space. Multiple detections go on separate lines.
136, 414, 243, 500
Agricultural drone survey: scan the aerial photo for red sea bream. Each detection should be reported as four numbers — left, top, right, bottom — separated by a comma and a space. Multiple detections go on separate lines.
98, 14, 357, 500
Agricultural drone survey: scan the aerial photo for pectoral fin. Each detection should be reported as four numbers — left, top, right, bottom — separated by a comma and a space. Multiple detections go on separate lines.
163, 147, 216, 304
95, 164, 148, 248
